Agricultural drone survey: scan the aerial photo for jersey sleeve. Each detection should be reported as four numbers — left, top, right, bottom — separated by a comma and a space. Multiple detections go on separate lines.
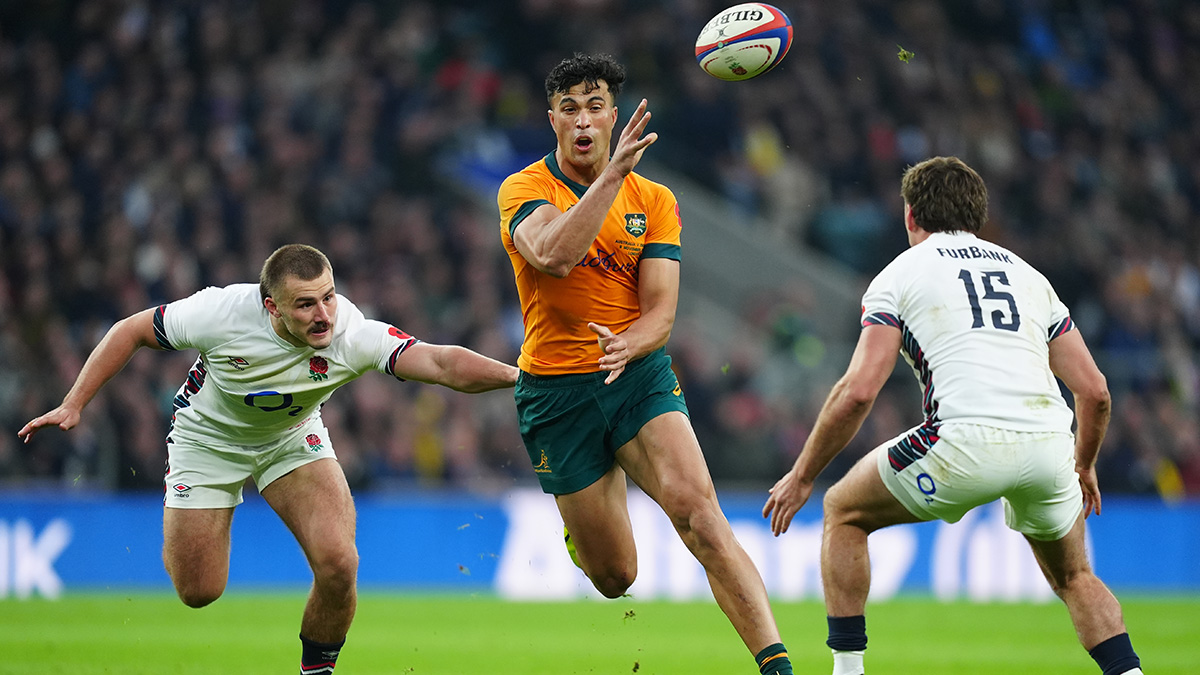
642, 184, 682, 262
337, 297, 421, 377
498, 170, 554, 242
860, 262, 903, 329
1045, 284, 1075, 342
156, 286, 236, 352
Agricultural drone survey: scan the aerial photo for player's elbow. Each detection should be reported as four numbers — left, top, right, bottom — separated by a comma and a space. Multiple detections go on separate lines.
835, 378, 878, 412
541, 260, 575, 278
1073, 374, 1111, 415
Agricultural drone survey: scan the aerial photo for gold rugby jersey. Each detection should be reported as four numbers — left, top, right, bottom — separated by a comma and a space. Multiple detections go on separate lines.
498, 151, 682, 375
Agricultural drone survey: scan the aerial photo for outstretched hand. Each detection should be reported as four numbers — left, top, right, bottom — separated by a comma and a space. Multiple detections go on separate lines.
18, 406, 81, 444
1077, 466, 1102, 518
589, 322, 629, 384
762, 468, 814, 536
608, 99, 657, 178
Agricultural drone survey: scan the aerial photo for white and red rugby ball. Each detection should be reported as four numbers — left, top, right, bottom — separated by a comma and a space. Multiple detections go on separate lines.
695, 3, 793, 81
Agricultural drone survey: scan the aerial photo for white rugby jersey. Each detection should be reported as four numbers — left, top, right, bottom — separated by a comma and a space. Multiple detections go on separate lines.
154, 283, 418, 446
861, 231, 1076, 436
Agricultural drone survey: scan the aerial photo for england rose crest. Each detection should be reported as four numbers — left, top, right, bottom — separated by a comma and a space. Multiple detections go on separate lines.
308, 356, 329, 381
305, 434, 324, 452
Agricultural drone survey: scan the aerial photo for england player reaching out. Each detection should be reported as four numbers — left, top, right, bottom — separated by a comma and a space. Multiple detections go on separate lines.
763, 157, 1142, 675
19, 243, 518, 674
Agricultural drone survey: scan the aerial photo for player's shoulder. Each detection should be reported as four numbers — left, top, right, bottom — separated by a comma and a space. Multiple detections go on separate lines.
173, 283, 261, 314
626, 170, 674, 197
623, 171, 678, 213
500, 154, 555, 189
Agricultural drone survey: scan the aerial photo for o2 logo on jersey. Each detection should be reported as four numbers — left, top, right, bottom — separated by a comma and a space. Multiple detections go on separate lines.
244, 391, 304, 417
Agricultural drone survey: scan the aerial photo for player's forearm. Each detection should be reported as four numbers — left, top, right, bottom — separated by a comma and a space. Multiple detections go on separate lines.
534, 171, 625, 275
616, 309, 674, 362
1072, 391, 1111, 470
793, 378, 875, 483
437, 346, 519, 393
61, 316, 153, 412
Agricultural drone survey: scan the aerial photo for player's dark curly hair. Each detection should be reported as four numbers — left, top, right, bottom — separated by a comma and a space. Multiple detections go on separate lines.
260, 244, 332, 301
901, 156, 989, 234
544, 53, 626, 103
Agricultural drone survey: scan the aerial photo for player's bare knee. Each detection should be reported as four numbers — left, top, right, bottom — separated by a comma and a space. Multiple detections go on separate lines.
174, 579, 225, 608
312, 546, 359, 590
592, 564, 636, 598
822, 485, 852, 525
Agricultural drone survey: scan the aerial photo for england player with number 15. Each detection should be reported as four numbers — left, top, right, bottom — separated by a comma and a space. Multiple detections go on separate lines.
763, 157, 1142, 675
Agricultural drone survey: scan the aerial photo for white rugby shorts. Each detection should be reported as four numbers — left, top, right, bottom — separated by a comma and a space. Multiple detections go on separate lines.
162, 419, 337, 509
875, 422, 1082, 541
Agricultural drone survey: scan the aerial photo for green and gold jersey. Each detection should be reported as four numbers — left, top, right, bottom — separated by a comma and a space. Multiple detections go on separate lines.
499, 151, 682, 375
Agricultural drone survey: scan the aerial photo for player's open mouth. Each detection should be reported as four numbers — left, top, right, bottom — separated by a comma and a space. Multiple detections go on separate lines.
574, 136, 593, 151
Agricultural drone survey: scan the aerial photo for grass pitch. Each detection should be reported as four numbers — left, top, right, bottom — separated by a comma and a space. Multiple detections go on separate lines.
0, 592, 1195, 674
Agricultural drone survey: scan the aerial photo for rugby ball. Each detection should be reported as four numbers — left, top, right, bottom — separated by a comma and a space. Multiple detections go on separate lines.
695, 3, 793, 81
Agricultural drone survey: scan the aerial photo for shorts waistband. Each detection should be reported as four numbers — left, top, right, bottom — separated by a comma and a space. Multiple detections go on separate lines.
519, 347, 665, 389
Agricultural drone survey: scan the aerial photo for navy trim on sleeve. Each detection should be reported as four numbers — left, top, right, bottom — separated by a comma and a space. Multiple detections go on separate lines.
153, 305, 176, 350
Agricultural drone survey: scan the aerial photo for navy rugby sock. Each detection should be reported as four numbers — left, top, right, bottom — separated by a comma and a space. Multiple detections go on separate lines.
1087, 632, 1140, 675
754, 642, 793, 674
300, 634, 345, 674
826, 614, 867, 651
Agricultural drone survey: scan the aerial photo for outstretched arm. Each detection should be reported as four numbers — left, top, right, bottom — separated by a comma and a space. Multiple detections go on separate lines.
392, 342, 518, 393
763, 324, 901, 535
1049, 328, 1110, 517
19, 307, 162, 442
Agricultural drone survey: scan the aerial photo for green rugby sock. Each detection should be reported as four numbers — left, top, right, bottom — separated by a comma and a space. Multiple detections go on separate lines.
755, 642, 793, 675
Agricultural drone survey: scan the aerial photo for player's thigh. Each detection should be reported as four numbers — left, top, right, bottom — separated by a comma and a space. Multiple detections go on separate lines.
162, 506, 234, 581
555, 463, 636, 567
617, 412, 720, 523
260, 457, 357, 565
826, 447, 924, 532
1023, 511, 1092, 590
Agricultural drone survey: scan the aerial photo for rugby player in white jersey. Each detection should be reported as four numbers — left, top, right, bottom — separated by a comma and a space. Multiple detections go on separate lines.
19, 244, 518, 674
762, 157, 1142, 675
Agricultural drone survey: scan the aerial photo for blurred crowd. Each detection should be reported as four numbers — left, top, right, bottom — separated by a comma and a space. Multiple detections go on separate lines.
1, 0, 1197, 500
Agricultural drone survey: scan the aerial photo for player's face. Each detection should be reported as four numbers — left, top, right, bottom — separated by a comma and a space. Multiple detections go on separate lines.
548, 80, 618, 174
268, 268, 338, 350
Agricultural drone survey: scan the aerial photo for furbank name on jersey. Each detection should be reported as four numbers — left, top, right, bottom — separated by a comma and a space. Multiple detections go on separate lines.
935, 245, 1013, 264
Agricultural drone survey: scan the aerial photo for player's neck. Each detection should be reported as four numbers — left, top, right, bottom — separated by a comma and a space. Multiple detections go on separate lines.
556, 150, 607, 186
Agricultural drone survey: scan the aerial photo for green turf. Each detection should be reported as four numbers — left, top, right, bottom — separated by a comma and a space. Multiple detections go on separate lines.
0, 592, 1194, 674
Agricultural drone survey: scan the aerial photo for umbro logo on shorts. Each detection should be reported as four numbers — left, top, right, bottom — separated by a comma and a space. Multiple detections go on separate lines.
172, 484, 192, 498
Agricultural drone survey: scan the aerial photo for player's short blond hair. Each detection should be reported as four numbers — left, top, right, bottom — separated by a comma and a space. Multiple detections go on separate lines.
901, 156, 989, 234
259, 244, 332, 301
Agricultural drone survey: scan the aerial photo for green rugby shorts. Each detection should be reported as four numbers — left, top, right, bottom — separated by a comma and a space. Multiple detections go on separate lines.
514, 347, 689, 495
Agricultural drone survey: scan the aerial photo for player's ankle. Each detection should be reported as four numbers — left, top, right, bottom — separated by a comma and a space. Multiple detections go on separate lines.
830, 649, 865, 675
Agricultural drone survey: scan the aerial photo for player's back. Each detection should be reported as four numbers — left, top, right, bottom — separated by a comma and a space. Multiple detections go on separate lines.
862, 231, 1075, 432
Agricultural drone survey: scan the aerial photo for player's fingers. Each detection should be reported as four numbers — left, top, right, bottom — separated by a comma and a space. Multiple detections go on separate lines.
772, 506, 792, 536
624, 98, 648, 127
587, 322, 612, 338
603, 366, 624, 385
761, 495, 775, 519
